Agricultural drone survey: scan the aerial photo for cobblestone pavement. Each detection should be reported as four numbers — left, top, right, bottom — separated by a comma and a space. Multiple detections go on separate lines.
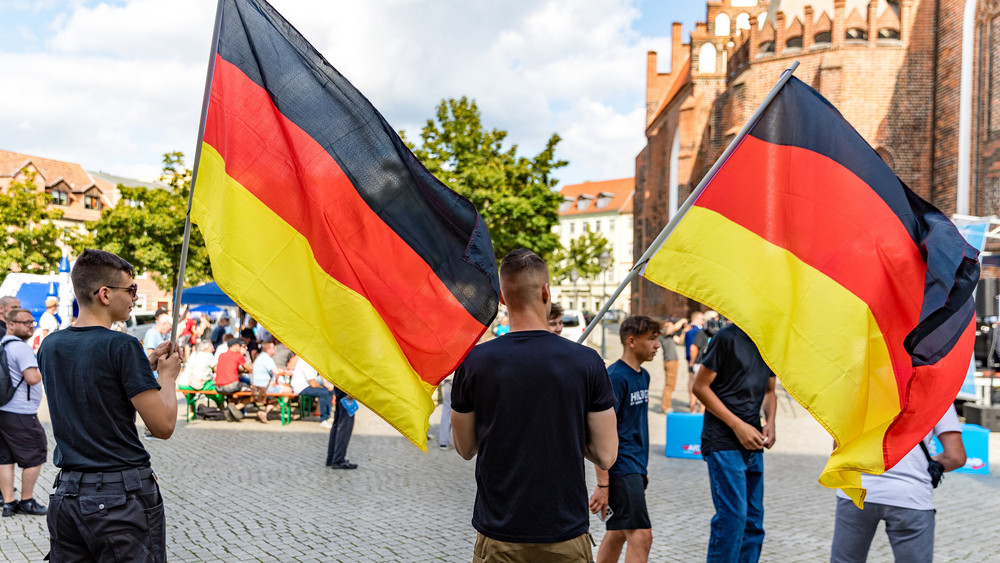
3, 340, 999, 562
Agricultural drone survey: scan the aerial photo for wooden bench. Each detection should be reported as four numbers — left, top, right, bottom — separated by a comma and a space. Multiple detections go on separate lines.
178, 388, 312, 425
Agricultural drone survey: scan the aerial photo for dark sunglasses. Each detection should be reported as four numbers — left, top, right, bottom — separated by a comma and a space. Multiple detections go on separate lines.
94, 284, 139, 298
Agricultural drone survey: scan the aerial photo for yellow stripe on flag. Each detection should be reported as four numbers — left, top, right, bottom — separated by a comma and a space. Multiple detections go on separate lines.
644, 207, 900, 503
193, 143, 435, 448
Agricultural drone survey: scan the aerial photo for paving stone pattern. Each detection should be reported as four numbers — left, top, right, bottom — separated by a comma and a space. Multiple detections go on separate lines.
3, 341, 999, 562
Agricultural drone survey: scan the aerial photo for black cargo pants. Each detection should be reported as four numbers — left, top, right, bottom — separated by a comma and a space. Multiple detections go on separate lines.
46, 467, 165, 562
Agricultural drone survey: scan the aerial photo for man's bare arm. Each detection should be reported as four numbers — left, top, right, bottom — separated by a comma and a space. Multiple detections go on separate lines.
692, 366, 765, 450
132, 344, 181, 439
934, 431, 966, 471
21, 367, 41, 386
451, 410, 478, 460
585, 407, 618, 470
761, 377, 777, 449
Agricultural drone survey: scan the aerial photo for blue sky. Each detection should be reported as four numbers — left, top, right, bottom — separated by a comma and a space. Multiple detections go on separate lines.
0, 0, 708, 186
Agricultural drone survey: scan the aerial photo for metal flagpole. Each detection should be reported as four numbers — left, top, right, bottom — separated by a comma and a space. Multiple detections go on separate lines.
169, 0, 226, 347
578, 61, 800, 344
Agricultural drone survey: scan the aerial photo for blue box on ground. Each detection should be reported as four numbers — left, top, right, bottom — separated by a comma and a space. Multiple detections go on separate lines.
929, 423, 989, 475
666, 413, 704, 459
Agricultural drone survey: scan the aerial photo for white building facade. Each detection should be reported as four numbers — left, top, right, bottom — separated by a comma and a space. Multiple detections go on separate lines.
551, 178, 634, 314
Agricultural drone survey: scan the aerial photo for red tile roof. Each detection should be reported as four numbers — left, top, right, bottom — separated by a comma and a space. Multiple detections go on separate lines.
0, 149, 99, 193
558, 178, 634, 216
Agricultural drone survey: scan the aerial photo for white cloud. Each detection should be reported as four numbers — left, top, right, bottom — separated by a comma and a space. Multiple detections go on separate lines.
1, 0, 670, 186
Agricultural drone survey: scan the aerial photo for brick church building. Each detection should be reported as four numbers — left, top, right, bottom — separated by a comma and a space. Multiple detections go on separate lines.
632, 0, 1000, 317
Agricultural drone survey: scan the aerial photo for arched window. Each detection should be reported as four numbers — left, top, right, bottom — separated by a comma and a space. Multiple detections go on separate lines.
786, 35, 803, 49
758, 41, 775, 54
878, 28, 900, 40
846, 28, 868, 41
814, 31, 832, 44
735, 12, 751, 33
698, 42, 717, 73
715, 12, 731, 36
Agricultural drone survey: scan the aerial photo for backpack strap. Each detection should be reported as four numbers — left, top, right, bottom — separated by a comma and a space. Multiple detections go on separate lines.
2, 338, 29, 400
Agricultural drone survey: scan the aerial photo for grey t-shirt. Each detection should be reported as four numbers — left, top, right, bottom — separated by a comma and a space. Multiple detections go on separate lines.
0, 336, 42, 415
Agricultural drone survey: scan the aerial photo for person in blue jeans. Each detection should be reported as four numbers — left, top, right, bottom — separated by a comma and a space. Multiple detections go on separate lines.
692, 324, 776, 563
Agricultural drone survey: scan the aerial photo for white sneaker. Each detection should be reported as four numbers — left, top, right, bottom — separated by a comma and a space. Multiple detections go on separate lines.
319, 419, 334, 429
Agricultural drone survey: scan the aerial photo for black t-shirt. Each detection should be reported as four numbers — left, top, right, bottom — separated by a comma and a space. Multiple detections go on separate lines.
452, 330, 616, 543
699, 324, 775, 454
37, 326, 161, 471
691, 329, 709, 364
210, 325, 226, 349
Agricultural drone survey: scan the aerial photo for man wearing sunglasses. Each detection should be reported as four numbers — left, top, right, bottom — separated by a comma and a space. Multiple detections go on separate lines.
37, 249, 180, 562
1, 308, 48, 517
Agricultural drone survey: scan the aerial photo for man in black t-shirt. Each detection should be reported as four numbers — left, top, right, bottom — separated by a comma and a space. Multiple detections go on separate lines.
452, 249, 619, 563
692, 324, 776, 563
37, 249, 181, 562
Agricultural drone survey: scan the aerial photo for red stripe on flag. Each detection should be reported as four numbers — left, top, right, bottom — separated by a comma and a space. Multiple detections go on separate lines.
884, 318, 974, 466
204, 55, 483, 382
695, 135, 927, 392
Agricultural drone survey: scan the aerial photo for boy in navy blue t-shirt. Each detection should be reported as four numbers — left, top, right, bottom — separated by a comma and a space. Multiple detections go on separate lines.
589, 315, 661, 563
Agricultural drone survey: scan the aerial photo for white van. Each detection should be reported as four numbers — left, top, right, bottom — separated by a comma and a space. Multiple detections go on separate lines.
560, 309, 587, 342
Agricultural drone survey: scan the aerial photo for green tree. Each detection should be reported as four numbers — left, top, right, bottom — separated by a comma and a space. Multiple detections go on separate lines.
80, 152, 211, 292
550, 229, 611, 284
407, 97, 567, 262
0, 173, 65, 284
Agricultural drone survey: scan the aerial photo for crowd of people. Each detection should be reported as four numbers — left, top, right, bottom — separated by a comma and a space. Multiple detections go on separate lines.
0, 246, 969, 562
448, 248, 967, 563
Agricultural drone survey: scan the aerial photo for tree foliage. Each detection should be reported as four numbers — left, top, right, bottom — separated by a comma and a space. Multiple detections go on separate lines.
79, 152, 211, 292
550, 229, 612, 284
407, 97, 567, 262
0, 173, 66, 284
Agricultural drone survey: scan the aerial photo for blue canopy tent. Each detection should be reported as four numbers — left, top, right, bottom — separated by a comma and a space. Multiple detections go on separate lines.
179, 282, 237, 307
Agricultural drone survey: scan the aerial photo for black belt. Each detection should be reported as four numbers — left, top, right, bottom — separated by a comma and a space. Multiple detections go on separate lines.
54, 467, 155, 494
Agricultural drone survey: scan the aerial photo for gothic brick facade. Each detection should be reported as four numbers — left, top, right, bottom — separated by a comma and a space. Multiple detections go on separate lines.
633, 0, 1000, 318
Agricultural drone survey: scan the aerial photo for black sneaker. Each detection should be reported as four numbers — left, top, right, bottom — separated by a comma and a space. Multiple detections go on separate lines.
15, 499, 46, 516
1, 502, 15, 517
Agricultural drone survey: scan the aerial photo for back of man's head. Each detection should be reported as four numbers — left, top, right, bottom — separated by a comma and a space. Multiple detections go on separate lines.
499, 249, 549, 310
619, 315, 661, 344
0, 296, 18, 314
72, 249, 135, 306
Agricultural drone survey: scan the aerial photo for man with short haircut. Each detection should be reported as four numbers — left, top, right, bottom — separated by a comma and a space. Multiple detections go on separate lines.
589, 315, 661, 563
0, 308, 48, 517
37, 248, 181, 561
215, 338, 251, 420
451, 249, 619, 562
692, 324, 777, 563
143, 312, 172, 355
250, 339, 284, 423
0, 296, 20, 334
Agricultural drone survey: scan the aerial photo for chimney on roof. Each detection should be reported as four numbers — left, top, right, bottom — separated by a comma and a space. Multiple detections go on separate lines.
671, 22, 685, 74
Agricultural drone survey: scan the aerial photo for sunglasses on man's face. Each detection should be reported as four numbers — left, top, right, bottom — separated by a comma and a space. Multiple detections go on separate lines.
93, 284, 139, 298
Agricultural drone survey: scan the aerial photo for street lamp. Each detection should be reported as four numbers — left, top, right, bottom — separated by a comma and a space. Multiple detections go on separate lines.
569, 268, 579, 311
598, 251, 611, 358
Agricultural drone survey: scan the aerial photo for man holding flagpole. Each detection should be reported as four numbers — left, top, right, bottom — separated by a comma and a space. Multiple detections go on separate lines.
451, 249, 618, 562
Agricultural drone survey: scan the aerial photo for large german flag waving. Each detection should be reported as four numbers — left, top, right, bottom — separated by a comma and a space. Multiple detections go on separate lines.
192, 0, 499, 448
643, 76, 979, 505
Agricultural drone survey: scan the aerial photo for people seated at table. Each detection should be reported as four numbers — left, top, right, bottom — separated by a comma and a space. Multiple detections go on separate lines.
214, 333, 235, 361
251, 339, 288, 424
178, 340, 224, 408
215, 338, 252, 421
291, 356, 335, 429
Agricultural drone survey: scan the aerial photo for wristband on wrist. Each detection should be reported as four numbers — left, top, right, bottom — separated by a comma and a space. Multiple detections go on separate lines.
597, 484, 609, 488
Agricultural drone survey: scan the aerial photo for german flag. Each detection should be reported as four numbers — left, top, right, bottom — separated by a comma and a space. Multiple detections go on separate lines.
191, 0, 499, 448
643, 77, 979, 504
